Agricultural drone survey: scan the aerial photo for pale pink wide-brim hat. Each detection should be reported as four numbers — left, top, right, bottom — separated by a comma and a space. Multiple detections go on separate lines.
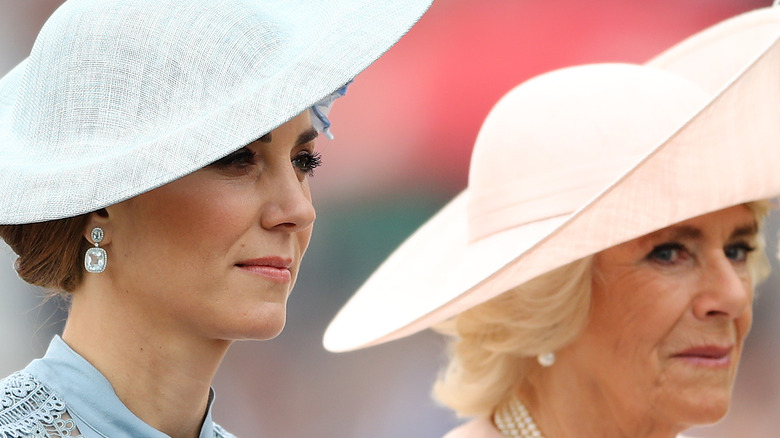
324, 6, 780, 352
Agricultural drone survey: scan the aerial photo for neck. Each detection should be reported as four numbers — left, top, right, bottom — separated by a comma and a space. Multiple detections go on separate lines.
519, 363, 684, 438
63, 281, 230, 438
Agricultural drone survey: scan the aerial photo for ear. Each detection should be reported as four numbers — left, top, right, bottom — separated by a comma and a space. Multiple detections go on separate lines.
83, 208, 111, 245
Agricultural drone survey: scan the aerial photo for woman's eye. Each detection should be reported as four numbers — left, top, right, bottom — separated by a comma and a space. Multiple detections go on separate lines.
292, 151, 322, 176
647, 243, 686, 264
209, 147, 257, 169
724, 242, 755, 263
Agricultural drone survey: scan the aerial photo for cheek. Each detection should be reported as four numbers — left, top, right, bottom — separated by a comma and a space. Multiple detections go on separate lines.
588, 274, 686, 358
295, 185, 315, 254
735, 305, 753, 343
120, 185, 255, 269
297, 225, 314, 252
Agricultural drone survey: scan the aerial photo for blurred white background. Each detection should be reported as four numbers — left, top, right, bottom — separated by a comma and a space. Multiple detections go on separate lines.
2, 1, 779, 437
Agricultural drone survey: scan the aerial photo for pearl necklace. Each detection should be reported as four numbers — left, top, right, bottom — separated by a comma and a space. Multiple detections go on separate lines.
493, 395, 546, 438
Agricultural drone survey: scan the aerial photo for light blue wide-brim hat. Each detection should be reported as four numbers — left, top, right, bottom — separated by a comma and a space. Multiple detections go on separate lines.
0, 0, 433, 224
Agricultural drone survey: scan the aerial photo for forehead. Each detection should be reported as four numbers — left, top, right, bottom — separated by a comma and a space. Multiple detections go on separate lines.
247, 111, 315, 147
638, 204, 758, 244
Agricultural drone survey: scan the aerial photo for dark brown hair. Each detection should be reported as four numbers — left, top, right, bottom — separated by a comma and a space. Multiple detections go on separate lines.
0, 214, 91, 294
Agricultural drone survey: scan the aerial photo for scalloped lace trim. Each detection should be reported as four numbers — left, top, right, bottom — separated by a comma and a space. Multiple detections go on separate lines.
0, 371, 236, 438
0, 371, 81, 437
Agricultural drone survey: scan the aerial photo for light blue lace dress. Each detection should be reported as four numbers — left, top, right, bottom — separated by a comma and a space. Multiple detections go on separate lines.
0, 336, 235, 438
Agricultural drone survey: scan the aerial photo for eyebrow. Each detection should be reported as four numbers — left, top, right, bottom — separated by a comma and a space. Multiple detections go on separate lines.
296, 127, 318, 146
662, 225, 702, 241
253, 126, 318, 146
651, 221, 758, 243
729, 222, 759, 240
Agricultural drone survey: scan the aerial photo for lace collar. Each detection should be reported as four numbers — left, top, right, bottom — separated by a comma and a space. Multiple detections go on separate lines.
24, 335, 220, 438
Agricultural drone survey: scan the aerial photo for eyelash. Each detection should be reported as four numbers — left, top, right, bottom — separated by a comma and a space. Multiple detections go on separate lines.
724, 242, 755, 262
647, 243, 687, 264
209, 148, 322, 176
292, 150, 322, 176
210, 148, 256, 169
646, 241, 756, 265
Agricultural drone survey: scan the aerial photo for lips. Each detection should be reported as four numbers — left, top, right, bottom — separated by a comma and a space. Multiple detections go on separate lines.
235, 257, 293, 283
671, 345, 733, 368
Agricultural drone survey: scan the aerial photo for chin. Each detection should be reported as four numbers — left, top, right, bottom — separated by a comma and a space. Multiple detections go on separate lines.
249, 310, 288, 340
218, 304, 288, 341
672, 393, 732, 426
255, 316, 287, 340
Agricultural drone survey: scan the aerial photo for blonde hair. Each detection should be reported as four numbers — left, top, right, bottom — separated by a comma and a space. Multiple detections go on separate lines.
433, 201, 771, 418
433, 256, 593, 417
747, 200, 771, 286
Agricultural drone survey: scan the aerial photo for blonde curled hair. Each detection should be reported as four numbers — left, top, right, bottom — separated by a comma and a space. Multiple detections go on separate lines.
433, 201, 771, 418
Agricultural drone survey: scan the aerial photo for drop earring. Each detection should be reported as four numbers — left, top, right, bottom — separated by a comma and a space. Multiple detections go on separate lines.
84, 227, 107, 273
537, 352, 555, 367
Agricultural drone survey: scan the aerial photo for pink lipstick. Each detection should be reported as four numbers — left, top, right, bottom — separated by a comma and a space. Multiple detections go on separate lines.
235, 257, 292, 283
672, 345, 732, 368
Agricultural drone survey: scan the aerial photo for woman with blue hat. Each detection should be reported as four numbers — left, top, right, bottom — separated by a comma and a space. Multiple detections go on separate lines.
0, 0, 431, 436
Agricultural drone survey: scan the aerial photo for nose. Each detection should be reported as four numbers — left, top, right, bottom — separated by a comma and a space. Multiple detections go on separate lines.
691, 255, 752, 321
259, 169, 316, 233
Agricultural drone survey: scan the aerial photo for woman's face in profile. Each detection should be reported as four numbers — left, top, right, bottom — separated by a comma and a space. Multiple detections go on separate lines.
558, 205, 757, 426
102, 111, 318, 342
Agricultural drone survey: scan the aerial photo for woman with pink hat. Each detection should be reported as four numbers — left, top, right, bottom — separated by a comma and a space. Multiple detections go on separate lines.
325, 5, 780, 437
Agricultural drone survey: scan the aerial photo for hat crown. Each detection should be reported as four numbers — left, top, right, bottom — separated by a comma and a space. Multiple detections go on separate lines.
466, 64, 708, 242
324, 7, 780, 353
7, 0, 300, 163
0, 0, 433, 224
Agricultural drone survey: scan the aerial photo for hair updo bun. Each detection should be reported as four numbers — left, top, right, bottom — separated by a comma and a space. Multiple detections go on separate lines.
0, 214, 90, 294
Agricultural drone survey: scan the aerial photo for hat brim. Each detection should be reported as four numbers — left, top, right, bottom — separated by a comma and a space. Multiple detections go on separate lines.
0, 0, 432, 224
324, 7, 780, 352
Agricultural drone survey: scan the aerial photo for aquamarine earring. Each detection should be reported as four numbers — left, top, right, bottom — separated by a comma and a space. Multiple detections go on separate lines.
84, 227, 107, 273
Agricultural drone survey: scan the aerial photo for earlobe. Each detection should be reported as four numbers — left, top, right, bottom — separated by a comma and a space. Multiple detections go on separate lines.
83, 209, 110, 244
